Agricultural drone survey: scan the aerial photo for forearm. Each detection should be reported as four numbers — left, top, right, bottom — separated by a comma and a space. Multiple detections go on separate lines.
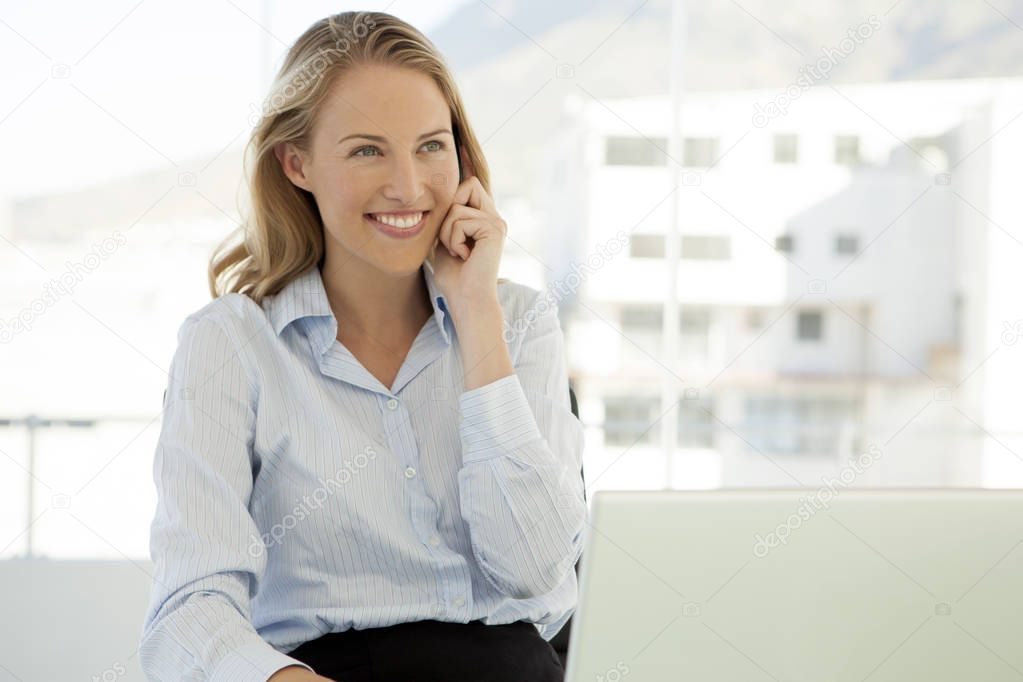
448, 295, 514, 391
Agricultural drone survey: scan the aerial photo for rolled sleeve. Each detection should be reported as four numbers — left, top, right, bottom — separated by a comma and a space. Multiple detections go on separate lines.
457, 290, 587, 600
459, 374, 543, 463
211, 639, 314, 681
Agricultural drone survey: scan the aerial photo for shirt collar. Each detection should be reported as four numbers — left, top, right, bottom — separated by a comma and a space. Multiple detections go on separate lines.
268, 261, 451, 346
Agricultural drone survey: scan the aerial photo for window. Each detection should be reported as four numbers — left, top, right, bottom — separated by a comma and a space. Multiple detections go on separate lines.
835, 135, 860, 165
678, 398, 715, 448
603, 395, 715, 448
773, 134, 798, 163
619, 305, 710, 336
835, 233, 859, 255
746, 308, 764, 331
775, 234, 795, 253
680, 307, 710, 334
797, 310, 824, 341
605, 136, 668, 166
603, 396, 659, 446
683, 137, 719, 167
743, 395, 859, 455
629, 235, 731, 260
680, 307, 711, 357
621, 304, 662, 331
681, 235, 730, 260
629, 233, 665, 258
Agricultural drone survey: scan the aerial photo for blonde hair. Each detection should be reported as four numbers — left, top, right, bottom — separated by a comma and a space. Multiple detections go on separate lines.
208, 11, 491, 304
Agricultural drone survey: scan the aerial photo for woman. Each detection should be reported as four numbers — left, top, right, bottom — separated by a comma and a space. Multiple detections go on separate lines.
139, 11, 586, 682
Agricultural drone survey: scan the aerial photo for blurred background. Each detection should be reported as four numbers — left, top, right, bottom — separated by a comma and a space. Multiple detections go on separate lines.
2, 0, 1023, 679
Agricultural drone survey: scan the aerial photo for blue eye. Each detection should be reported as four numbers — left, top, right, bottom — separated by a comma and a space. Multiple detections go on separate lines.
352, 145, 378, 157
351, 141, 445, 157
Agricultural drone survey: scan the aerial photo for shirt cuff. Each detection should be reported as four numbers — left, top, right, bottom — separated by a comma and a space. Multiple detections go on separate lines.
459, 373, 543, 464
209, 639, 315, 682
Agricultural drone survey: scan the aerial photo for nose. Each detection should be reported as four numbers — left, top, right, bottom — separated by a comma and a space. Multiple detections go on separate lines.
383, 152, 426, 206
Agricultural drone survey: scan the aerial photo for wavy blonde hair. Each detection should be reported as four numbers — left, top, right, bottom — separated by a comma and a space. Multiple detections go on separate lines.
208, 11, 491, 304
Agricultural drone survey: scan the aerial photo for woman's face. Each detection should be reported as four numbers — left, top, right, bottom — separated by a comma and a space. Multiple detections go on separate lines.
277, 63, 461, 275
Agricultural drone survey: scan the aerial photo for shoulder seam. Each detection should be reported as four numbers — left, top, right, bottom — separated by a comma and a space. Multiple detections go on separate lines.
186, 312, 260, 405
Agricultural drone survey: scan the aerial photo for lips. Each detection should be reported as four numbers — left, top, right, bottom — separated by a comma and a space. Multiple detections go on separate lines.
364, 211, 429, 239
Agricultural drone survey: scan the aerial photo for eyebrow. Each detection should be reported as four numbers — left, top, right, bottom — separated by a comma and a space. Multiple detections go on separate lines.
337, 128, 453, 145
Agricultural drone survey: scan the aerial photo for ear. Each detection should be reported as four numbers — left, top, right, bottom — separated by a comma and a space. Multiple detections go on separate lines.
459, 144, 477, 182
275, 141, 312, 192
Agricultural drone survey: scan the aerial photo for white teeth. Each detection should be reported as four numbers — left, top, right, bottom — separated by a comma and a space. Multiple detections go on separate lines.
371, 212, 423, 229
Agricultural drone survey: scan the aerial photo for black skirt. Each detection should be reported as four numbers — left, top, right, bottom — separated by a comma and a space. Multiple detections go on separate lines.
287, 619, 565, 682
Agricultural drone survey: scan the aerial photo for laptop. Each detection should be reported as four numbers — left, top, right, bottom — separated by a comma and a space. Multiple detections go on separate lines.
564, 489, 1023, 681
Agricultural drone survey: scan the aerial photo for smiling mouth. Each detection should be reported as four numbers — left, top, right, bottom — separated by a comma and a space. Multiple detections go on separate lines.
365, 210, 430, 229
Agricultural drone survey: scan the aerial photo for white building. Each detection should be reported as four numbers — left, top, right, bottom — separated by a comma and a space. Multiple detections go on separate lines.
549, 77, 1023, 492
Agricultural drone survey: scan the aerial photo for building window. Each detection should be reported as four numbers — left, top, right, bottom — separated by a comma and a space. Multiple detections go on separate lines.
773, 134, 798, 164
629, 233, 665, 258
678, 398, 714, 448
683, 137, 719, 167
603, 396, 659, 446
746, 308, 764, 331
605, 136, 668, 166
743, 395, 859, 455
680, 307, 711, 360
775, 234, 795, 253
797, 310, 824, 341
681, 235, 730, 260
621, 304, 662, 332
835, 234, 859, 255
620, 305, 710, 332
680, 307, 710, 334
835, 135, 860, 165
603, 395, 718, 449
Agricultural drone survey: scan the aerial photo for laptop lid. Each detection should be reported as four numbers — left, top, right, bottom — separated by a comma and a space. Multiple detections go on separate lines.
565, 489, 1023, 681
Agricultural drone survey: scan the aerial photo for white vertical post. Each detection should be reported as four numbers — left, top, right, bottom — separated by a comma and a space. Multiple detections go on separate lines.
661, 0, 687, 489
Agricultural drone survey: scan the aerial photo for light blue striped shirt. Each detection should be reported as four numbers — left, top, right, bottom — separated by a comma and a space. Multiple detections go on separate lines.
139, 261, 587, 681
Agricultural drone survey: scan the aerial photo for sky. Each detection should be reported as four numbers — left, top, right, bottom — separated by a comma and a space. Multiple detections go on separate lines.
0, 0, 468, 202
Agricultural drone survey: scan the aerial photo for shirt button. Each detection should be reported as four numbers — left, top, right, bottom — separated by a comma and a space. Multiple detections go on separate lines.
404, 466, 417, 479
386, 398, 399, 410
453, 596, 465, 607
429, 535, 440, 547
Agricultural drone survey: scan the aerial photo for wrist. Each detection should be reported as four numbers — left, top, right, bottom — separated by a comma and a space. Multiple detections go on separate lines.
447, 292, 500, 325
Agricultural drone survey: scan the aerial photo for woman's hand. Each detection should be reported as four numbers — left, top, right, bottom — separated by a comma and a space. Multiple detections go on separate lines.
427, 146, 506, 318
268, 665, 335, 681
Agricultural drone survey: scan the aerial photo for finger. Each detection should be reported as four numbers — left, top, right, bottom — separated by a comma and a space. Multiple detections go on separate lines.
451, 219, 468, 259
439, 206, 461, 253
453, 176, 495, 213
440, 204, 482, 252
451, 217, 501, 259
